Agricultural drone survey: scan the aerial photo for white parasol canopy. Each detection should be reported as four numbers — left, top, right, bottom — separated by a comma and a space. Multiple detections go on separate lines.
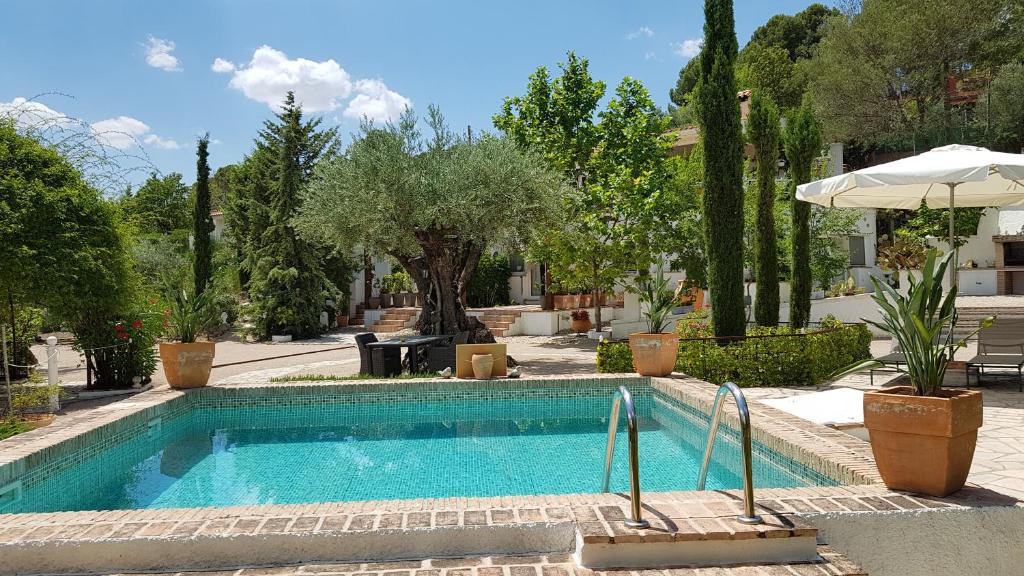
796, 144, 1024, 285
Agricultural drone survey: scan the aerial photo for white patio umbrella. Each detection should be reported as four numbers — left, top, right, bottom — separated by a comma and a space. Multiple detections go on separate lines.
796, 144, 1024, 286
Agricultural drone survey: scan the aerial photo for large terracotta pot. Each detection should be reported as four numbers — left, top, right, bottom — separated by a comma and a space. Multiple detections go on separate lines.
579, 294, 593, 308
471, 353, 494, 379
553, 295, 568, 310
571, 318, 593, 334
159, 341, 216, 389
540, 294, 555, 311
628, 333, 679, 377
864, 386, 982, 496
336, 314, 350, 327
380, 293, 394, 308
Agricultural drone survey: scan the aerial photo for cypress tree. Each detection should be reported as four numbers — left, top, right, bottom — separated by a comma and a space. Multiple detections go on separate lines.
746, 94, 781, 327
784, 102, 821, 329
192, 134, 214, 295
697, 0, 746, 338
247, 92, 337, 339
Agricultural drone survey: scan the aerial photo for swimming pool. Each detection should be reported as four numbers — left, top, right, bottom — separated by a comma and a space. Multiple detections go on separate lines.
0, 379, 834, 514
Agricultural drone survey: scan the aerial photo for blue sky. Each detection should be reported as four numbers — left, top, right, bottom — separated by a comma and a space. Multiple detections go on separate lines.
1, 0, 828, 185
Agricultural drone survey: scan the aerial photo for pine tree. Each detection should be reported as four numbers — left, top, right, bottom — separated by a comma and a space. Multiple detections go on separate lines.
247, 92, 338, 338
192, 134, 214, 295
784, 101, 821, 329
746, 93, 781, 327
697, 0, 746, 338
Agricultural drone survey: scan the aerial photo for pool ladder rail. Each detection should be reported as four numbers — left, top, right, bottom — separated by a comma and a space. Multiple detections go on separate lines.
697, 381, 763, 525
601, 385, 649, 528
601, 381, 763, 528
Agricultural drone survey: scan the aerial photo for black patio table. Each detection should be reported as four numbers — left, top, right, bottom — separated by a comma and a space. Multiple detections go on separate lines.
364, 334, 448, 375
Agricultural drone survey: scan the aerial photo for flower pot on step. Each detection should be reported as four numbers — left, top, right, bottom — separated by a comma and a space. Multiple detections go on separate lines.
367, 297, 381, 310
159, 341, 216, 389
541, 294, 554, 311
471, 353, 494, 379
570, 318, 592, 334
579, 294, 593, 308
863, 386, 982, 497
628, 333, 679, 377
336, 314, 350, 327
380, 294, 394, 308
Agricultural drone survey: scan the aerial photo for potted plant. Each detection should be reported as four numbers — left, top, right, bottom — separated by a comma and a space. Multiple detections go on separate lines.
159, 289, 216, 389
841, 249, 990, 496
336, 293, 350, 327
570, 309, 592, 334
628, 264, 679, 377
377, 277, 393, 308
393, 271, 414, 307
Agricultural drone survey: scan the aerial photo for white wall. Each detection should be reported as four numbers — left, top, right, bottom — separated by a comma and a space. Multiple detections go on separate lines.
778, 293, 884, 334
810, 507, 1024, 576
998, 206, 1024, 234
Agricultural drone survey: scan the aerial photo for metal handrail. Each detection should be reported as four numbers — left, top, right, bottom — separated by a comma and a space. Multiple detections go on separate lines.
696, 381, 763, 525
601, 385, 649, 528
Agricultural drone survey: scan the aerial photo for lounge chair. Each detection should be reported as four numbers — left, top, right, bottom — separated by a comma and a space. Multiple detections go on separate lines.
965, 317, 1024, 391
425, 331, 470, 372
355, 332, 402, 377
869, 340, 906, 386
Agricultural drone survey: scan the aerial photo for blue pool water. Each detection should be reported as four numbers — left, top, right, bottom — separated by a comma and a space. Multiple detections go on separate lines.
2, 388, 832, 513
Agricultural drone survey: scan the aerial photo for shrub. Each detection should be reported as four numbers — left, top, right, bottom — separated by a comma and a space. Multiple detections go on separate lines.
596, 340, 634, 373
74, 304, 160, 389
596, 311, 872, 387
468, 252, 512, 308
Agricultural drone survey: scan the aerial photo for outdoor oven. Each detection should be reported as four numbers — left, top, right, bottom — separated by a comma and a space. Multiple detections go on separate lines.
993, 235, 1024, 294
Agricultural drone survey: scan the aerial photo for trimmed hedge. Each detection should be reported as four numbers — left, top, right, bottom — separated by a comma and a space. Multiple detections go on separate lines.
596, 312, 872, 387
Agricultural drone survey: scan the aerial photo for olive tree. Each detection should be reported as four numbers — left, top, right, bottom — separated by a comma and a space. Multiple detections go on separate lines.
297, 107, 566, 341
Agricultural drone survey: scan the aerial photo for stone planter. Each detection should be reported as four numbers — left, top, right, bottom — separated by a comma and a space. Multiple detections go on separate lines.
628, 333, 679, 377
471, 353, 494, 379
367, 297, 381, 310
380, 293, 394, 308
864, 385, 983, 496
159, 342, 215, 389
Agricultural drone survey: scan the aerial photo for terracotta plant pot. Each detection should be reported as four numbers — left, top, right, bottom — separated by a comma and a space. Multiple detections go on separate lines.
579, 294, 593, 308
540, 294, 555, 311
864, 386, 983, 496
336, 314, 350, 327
159, 341, 215, 389
628, 333, 680, 377
571, 319, 593, 334
471, 353, 494, 379
380, 293, 394, 308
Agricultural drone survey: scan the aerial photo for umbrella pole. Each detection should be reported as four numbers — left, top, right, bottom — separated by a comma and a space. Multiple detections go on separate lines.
948, 183, 958, 291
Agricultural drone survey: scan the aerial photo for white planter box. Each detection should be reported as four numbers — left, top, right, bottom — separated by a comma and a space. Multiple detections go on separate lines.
587, 328, 613, 341
271, 335, 293, 343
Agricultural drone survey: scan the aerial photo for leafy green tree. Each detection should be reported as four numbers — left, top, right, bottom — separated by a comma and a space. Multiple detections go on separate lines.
697, 0, 746, 338
736, 44, 802, 109
496, 55, 675, 331
246, 92, 337, 338
976, 62, 1024, 152
807, 0, 1015, 147
192, 134, 214, 295
0, 120, 135, 383
749, 3, 840, 61
747, 93, 781, 326
670, 58, 701, 107
810, 207, 863, 291
119, 172, 190, 234
298, 107, 565, 340
783, 102, 821, 328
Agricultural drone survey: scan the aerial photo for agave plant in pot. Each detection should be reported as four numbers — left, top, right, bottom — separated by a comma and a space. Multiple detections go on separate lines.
842, 249, 991, 496
159, 289, 216, 389
628, 265, 679, 377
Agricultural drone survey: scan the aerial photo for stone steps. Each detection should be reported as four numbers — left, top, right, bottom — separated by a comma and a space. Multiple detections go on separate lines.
954, 306, 1024, 338
366, 308, 420, 333
477, 310, 525, 338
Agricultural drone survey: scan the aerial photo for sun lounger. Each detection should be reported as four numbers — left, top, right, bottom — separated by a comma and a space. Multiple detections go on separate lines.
869, 340, 906, 386
965, 317, 1024, 391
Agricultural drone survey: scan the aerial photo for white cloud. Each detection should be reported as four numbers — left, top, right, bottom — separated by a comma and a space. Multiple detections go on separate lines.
90, 116, 178, 151
145, 36, 181, 71
626, 26, 654, 40
211, 57, 235, 73
217, 45, 353, 112
143, 134, 181, 150
343, 79, 412, 123
0, 97, 71, 128
672, 38, 703, 59
90, 116, 150, 149
644, 51, 656, 60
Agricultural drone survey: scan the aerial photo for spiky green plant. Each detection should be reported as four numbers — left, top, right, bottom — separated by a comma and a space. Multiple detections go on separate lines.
633, 264, 676, 334
165, 289, 215, 343
840, 249, 991, 396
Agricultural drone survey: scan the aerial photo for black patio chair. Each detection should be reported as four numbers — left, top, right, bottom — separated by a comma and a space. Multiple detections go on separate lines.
355, 332, 402, 377
426, 331, 470, 372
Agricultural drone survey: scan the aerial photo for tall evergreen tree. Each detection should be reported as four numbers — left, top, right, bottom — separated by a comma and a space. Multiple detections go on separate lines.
247, 92, 338, 338
784, 102, 821, 329
192, 134, 214, 295
697, 0, 746, 338
746, 93, 781, 327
